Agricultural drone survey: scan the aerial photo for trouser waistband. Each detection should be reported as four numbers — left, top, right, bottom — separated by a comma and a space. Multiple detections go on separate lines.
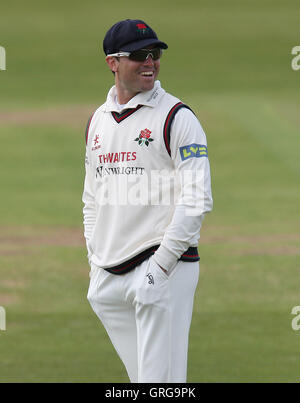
104, 245, 200, 275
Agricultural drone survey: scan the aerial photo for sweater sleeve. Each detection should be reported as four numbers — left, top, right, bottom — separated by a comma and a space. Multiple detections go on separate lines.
82, 127, 97, 264
153, 107, 213, 271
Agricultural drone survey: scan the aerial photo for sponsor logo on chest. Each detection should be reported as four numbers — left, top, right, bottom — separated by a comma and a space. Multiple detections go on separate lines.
98, 151, 136, 164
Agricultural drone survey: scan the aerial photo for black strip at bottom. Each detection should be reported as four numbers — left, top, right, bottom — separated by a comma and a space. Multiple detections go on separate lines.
104, 245, 200, 275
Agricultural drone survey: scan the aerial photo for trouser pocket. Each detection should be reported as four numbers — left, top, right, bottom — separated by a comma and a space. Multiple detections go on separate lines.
135, 257, 169, 306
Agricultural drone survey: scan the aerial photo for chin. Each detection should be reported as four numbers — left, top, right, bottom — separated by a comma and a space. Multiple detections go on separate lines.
140, 80, 155, 92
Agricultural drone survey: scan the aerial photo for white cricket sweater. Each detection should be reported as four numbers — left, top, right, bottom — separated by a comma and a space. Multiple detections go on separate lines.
82, 81, 213, 273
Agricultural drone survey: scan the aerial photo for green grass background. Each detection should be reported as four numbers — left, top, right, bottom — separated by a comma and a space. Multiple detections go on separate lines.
0, 0, 300, 382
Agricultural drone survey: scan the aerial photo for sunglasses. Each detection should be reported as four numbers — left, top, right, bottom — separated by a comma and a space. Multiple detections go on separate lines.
107, 48, 162, 62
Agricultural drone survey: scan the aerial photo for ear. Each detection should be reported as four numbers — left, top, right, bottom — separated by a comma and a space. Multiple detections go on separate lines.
106, 56, 119, 74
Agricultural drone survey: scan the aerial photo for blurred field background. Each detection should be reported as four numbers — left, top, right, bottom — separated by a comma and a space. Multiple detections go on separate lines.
0, 0, 300, 382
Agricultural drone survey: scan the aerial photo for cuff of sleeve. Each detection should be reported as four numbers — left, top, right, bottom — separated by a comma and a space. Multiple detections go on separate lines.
153, 244, 179, 272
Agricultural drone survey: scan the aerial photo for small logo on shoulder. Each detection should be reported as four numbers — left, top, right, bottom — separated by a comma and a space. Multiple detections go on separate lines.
179, 144, 208, 161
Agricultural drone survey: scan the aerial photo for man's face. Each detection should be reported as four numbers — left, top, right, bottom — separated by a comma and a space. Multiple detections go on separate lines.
107, 47, 161, 101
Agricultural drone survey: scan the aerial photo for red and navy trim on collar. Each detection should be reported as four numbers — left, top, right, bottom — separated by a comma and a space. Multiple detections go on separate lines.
163, 102, 194, 157
112, 105, 143, 123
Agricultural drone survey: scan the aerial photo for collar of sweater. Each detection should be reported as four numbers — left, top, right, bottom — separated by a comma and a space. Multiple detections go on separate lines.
103, 80, 165, 113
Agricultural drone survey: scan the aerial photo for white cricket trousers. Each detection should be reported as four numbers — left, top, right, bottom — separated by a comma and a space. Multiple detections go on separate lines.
87, 255, 199, 383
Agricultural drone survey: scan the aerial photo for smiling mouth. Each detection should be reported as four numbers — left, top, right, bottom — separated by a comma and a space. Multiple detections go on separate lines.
140, 71, 154, 77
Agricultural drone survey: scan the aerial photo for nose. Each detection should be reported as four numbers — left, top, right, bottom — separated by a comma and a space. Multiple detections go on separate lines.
143, 54, 154, 65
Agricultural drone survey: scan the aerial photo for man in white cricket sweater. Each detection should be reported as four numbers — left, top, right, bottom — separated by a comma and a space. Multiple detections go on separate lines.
83, 19, 213, 383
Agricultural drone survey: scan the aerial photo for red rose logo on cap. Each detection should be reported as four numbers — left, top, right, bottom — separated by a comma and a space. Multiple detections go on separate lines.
137, 23, 147, 29
136, 23, 149, 36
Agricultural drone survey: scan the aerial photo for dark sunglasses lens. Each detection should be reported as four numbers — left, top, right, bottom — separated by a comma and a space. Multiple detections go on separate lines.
129, 48, 161, 61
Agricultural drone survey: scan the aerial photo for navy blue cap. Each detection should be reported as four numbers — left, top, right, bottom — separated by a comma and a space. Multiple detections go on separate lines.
103, 19, 168, 55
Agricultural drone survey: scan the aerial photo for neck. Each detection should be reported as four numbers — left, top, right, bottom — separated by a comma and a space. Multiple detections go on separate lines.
115, 75, 141, 105
116, 87, 139, 105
